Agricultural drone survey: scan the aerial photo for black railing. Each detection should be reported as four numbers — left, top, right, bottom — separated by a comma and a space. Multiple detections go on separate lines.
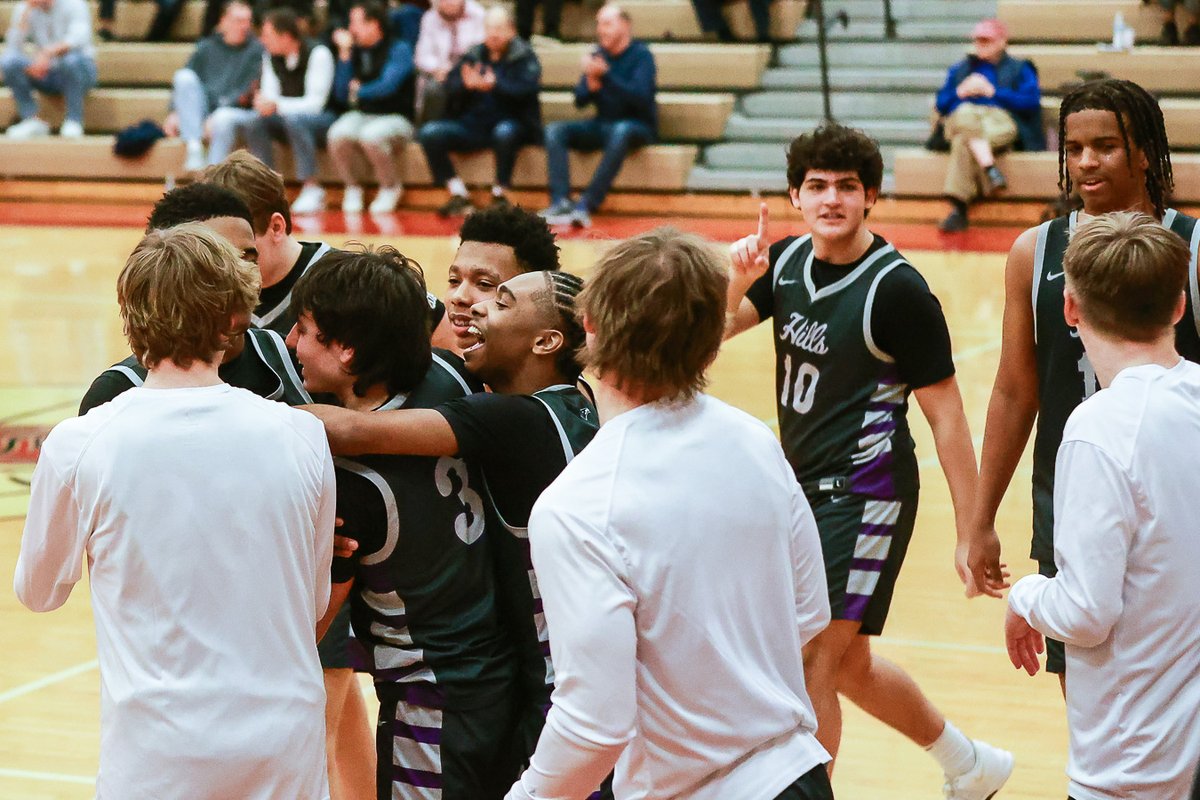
809, 0, 899, 122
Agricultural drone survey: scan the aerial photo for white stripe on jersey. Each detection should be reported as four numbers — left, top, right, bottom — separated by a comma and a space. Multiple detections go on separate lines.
334, 458, 399, 565
862, 259, 906, 363
109, 365, 144, 387
252, 242, 332, 330
430, 353, 472, 395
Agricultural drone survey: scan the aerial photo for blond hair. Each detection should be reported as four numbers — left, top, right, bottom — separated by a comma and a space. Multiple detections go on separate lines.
203, 151, 291, 235
119, 223, 261, 369
577, 227, 727, 400
1065, 211, 1189, 342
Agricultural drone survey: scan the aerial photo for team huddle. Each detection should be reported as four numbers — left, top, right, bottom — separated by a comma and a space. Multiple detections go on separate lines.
13, 75, 1200, 800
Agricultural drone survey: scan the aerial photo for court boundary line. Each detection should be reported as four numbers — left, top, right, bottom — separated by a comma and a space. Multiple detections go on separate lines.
0, 767, 95, 785
0, 659, 98, 705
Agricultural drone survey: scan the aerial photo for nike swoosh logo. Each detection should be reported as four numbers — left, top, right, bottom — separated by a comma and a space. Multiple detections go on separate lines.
1046, 270, 1065, 281
779, 278, 800, 285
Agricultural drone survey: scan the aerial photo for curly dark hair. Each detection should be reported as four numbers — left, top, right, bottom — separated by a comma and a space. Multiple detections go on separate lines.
1058, 79, 1172, 218
290, 245, 432, 397
458, 204, 560, 272
785, 123, 884, 194
146, 183, 253, 233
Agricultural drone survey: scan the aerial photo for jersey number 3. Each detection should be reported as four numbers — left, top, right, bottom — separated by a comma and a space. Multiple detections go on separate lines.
435, 457, 486, 545
781, 354, 821, 414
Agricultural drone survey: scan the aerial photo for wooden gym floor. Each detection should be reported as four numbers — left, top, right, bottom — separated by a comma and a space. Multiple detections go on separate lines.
0, 205, 1067, 799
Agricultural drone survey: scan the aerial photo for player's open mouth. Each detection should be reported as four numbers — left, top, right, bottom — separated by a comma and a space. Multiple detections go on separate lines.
463, 324, 486, 354
450, 312, 472, 334
1078, 178, 1104, 190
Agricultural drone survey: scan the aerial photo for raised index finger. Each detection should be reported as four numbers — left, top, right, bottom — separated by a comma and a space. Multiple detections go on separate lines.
756, 202, 769, 243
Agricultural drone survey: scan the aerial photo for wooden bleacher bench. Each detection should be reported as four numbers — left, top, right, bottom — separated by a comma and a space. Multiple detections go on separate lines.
999, 0, 1163, 44
0, 0, 802, 42
1041, 97, 1200, 149
892, 147, 1200, 203
0, 135, 698, 192
0, 87, 734, 141
1008, 45, 1200, 95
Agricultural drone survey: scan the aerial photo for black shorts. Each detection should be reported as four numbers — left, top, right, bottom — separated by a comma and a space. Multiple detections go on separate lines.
773, 764, 834, 800
808, 491, 919, 636
1038, 560, 1066, 675
317, 602, 353, 669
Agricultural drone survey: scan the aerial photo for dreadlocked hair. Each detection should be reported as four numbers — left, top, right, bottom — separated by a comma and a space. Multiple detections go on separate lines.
1058, 79, 1173, 217
540, 271, 586, 380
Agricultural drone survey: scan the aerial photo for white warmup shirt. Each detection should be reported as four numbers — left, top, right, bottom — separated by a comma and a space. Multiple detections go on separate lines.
15, 384, 336, 800
509, 394, 831, 800
1008, 361, 1200, 800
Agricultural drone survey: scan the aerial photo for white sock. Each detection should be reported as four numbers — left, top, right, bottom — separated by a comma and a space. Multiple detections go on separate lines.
926, 721, 975, 777
492, 185, 506, 197
447, 177, 468, 197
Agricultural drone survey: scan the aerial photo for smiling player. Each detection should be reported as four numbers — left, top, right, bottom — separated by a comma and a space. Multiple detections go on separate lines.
725, 123, 1009, 799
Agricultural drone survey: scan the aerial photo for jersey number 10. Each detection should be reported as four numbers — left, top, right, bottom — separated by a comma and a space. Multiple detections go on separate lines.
781, 354, 821, 414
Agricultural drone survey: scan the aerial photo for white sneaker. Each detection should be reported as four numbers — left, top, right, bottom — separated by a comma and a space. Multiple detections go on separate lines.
184, 140, 206, 172
59, 119, 84, 138
291, 184, 326, 215
943, 740, 1014, 800
5, 117, 51, 139
342, 185, 364, 213
368, 185, 402, 214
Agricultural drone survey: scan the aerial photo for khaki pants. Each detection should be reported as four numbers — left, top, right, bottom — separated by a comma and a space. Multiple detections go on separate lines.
942, 103, 1018, 203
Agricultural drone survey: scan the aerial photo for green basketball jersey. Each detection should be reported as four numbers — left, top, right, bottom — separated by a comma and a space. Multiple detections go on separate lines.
1030, 209, 1200, 561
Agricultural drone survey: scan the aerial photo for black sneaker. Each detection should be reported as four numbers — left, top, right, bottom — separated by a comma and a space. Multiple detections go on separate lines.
1162, 20, 1180, 45
939, 208, 969, 233
98, 28, 116, 41
437, 194, 474, 218
985, 165, 1007, 194
1184, 23, 1200, 45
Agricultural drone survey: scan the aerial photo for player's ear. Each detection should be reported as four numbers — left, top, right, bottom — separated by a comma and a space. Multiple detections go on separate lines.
533, 328, 564, 357
864, 186, 878, 210
1063, 285, 1082, 328
337, 342, 355, 369
1172, 289, 1187, 326
788, 186, 802, 210
269, 212, 288, 238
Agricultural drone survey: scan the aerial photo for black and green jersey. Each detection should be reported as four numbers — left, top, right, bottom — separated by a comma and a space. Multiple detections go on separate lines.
1029, 208, 1200, 561
764, 235, 923, 498
78, 327, 311, 414
334, 351, 515, 706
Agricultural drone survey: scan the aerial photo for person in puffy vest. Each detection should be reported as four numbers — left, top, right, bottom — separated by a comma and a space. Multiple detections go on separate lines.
934, 18, 1043, 233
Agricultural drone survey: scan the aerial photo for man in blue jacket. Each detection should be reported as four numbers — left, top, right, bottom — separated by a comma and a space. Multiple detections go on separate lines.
539, 3, 656, 229
327, 0, 416, 214
934, 18, 1042, 233
418, 6, 542, 217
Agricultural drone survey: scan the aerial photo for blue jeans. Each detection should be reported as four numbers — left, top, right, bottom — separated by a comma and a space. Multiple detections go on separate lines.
0, 51, 97, 123
243, 110, 336, 181
543, 118, 655, 211
418, 118, 531, 188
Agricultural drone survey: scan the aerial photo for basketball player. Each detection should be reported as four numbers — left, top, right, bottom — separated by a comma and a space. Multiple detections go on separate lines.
967, 79, 1200, 681
306, 268, 597, 779
289, 246, 518, 799
507, 228, 833, 800
80, 183, 307, 413
1005, 212, 1200, 800
726, 123, 1011, 798
15, 225, 335, 799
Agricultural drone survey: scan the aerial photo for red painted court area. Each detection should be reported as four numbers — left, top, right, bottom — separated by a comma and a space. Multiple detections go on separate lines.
0, 201, 1024, 253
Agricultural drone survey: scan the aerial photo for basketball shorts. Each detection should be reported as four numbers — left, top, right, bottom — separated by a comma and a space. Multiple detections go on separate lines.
807, 490, 919, 636
317, 602, 353, 669
375, 681, 517, 800
509, 683, 614, 800
1037, 560, 1066, 675
773, 763, 835, 800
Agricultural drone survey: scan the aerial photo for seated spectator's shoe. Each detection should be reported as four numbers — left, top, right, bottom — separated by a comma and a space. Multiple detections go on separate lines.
342, 185, 364, 213
97, 27, 115, 41
184, 140, 206, 172
5, 117, 51, 139
942, 740, 1013, 800
369, 185, 402, 214
570, 205, 592, 229
939, 208, 969, 233
984, 165, 1007, 194
1184, 23, 1200, 45
1162, 20, 1180, 45
437, 194, 474, 218
539, 199, 575, 225
291, 184, 326, 215
59, 119, 84, 139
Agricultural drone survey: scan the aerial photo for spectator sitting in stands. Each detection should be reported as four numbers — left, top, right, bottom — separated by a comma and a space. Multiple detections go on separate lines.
207, 8, 336, 214
934, 18, 1042, 233
515, 0, 562, 41
413, 0, 485, 122
1, 0, 96, 139
539, 3, 656, 229
327, 0, 417, 214
691, 0, 770, 43
1159, 0, 1200, 45
418, 6, 540, 217
164, 0, 263, 171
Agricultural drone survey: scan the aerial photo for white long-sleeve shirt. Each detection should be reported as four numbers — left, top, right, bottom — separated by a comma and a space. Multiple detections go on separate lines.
509, 394, 830, 800
15, 384, 336, 800
3, 0, 94, 59
413, 0, 485, 75
1008, 360, 1200, 800
258, 43, 335, 116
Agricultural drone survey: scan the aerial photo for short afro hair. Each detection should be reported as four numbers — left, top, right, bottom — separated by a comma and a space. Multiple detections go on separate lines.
785, 123, 884, 194
458, 204, 560, 273
146, 183, 254, 233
